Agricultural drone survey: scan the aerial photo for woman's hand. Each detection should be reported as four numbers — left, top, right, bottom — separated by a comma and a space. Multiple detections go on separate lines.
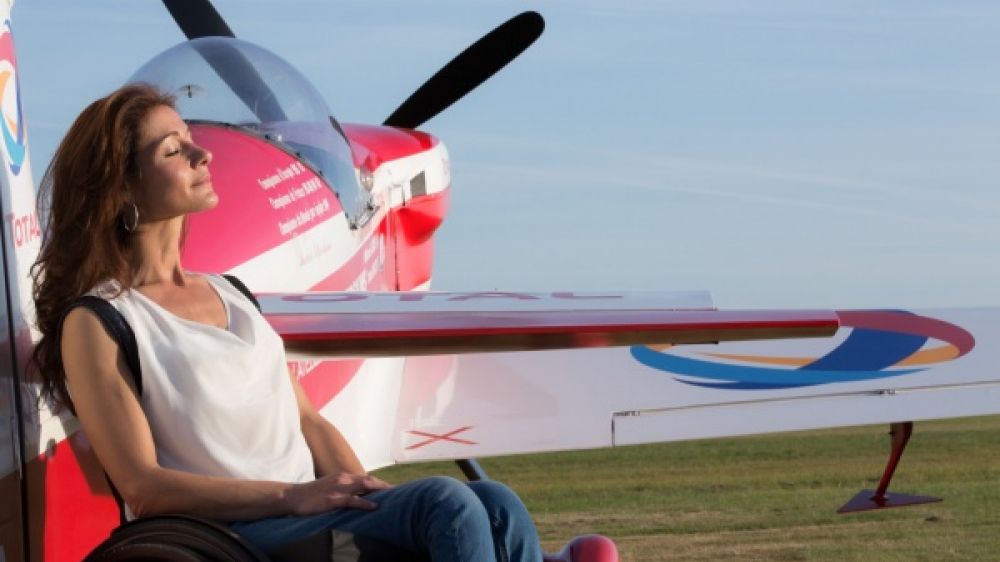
283, 472, 392, 515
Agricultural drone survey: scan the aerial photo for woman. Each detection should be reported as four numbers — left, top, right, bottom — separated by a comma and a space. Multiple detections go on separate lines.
31, 84, 543, 561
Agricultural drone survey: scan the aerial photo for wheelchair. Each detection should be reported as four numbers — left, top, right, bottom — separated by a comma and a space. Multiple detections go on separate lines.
84, 460, 619, 562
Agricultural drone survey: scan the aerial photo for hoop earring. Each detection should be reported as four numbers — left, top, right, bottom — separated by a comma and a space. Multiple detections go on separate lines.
122, 202, 139, 233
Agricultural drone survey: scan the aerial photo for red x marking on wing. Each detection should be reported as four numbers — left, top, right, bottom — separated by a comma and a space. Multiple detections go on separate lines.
405, 426, 477, 450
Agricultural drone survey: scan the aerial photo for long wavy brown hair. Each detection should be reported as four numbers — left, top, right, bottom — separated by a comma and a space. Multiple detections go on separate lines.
31, 83, 176, 413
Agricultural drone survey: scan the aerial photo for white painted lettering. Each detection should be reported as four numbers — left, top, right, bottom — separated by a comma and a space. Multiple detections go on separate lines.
553, 292, 622, 300
447, 292, 540, 301
282, 293, 367, 303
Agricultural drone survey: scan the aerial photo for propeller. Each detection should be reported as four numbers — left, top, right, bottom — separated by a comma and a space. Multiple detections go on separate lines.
383, 11, 545, 130
162, 0, 235, 39
161, 0, 285, 122
160, 1, 544, 131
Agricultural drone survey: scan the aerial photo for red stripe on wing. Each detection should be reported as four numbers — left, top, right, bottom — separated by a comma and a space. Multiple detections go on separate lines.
266, 307, 839, 357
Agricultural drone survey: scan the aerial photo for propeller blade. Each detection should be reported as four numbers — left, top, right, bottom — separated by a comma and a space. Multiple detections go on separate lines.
383, 11, 545, 130
189, 41, 288, 122
162, 0, 235, 39
160, 0, 285, 122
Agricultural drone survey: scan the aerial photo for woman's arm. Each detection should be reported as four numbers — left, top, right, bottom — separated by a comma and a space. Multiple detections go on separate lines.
62, 307, 385, 520
289, 371, 368, 477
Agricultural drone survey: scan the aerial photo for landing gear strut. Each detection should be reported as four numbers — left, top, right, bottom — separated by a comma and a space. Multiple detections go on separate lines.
837, 421, 941, 513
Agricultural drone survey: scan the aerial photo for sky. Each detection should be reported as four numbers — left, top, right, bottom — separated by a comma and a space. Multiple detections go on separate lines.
12, 1, 1000, 309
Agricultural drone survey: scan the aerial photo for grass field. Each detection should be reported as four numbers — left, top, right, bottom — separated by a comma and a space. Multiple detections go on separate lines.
375, 415, 1000, 561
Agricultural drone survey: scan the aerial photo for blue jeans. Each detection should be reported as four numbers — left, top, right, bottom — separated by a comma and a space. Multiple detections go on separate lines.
230, 476, 543, 562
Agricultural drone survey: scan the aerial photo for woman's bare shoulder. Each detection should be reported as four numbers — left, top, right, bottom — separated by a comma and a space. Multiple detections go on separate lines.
60, 303, 129, 372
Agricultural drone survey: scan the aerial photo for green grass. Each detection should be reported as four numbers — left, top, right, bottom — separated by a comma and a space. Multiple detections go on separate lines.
374, 416, 1000, 561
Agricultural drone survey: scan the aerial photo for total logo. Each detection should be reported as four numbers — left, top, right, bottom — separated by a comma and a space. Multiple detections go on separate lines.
0, 19, 25, 176
631, 310, 975, 389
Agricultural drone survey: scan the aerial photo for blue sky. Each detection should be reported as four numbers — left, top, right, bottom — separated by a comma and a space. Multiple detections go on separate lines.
13, 1, 1000, 308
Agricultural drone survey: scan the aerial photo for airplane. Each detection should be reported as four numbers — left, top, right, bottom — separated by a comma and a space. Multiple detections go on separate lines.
1, 1, 998, 561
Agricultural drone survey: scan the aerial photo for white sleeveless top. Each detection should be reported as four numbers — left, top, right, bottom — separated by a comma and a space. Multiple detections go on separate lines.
93, 274, 315, 486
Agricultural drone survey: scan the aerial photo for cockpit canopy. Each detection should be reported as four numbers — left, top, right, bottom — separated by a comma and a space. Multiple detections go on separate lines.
129, 37, 370, 226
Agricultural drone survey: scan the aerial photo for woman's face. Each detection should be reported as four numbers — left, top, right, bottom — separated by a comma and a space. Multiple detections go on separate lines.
133, 105, 217, 222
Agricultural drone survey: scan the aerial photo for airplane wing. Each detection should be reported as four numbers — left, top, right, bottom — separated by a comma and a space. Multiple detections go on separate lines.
259, 289, 837, 468
392, 307, 1000, 462
259, 291, 999, 477
259, 291, 839, 357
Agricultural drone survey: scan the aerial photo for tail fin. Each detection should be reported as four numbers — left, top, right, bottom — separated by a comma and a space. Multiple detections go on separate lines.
0, 0, 41, 370
0, 4, 51, 561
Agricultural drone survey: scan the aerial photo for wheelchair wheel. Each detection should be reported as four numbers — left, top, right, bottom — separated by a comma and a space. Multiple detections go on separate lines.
84, 514, 270, 562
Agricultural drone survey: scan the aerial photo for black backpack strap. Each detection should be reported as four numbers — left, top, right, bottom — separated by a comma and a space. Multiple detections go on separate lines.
222, 274, 260, 311
64, 296, 142, 396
